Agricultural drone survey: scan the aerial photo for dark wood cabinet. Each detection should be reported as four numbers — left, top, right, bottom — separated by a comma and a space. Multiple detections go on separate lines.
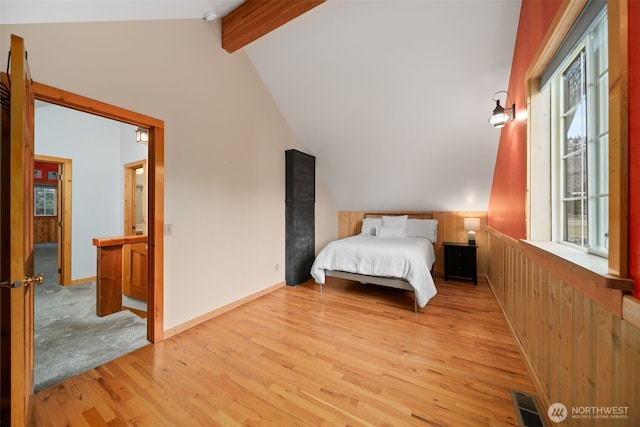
285, 149, 315, 286
443, 242, 478, 285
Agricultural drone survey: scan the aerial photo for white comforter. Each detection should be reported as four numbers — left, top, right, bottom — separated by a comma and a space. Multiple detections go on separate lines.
310, 235, 437, 307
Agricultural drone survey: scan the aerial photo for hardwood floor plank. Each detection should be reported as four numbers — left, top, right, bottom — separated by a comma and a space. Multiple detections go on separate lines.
31, 278, 537, 426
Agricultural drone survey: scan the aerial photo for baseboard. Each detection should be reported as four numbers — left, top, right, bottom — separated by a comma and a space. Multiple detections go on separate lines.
163, 281, 286, 338
68, 276, 96, 285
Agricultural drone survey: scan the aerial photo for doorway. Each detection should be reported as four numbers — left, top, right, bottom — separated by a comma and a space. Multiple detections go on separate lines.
32, 103, 151, 391
33, 155, 72, 287
124, 159, 147, 237
33, 81, 164, 343
123, 159, 148, 316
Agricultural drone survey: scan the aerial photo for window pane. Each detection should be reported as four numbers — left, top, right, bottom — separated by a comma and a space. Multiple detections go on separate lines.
597, 73, 609, 132
563, 52, 586, 155
565, 199, 587, 246
564, 152, 586, 198
44, 189, 56, 215
595, 135, 608, 193
34, 185, 56, 217
563, 52, 586, 112
591, 16, 608, 77
34, 187, 44, 216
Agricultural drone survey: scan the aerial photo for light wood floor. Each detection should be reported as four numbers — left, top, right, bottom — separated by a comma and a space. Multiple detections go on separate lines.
31, 277, 537, 426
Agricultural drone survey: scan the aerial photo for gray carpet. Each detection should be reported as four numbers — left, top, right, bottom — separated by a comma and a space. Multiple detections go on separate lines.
34, 244, 149, 392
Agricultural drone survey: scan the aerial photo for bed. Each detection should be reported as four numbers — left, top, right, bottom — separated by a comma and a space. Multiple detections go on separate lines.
310, 214, 438, 312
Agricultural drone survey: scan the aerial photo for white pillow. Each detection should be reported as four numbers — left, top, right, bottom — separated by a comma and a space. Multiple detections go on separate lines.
360, 218, 382, 236
407, 219, 438, 243
376, 225, 408, 238
382, 215, 408, 231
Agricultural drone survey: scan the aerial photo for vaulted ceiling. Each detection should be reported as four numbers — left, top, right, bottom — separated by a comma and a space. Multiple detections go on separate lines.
0, 0, 522, 211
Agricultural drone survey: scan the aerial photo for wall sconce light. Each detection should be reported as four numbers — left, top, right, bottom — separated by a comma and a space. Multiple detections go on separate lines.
488, 91, 515, 128
135, 127, 149, 144
464, 217, 480, 245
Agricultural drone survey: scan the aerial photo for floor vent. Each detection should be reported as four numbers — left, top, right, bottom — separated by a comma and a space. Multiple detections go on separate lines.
510, 389, 546, 427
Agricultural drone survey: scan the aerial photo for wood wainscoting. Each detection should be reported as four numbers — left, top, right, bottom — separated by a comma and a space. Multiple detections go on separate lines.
487, 228, 640, 424
34, 216, 57, 243
337, 211, 488, 279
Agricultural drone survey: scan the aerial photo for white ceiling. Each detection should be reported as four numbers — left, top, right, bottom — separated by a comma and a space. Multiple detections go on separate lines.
1, 0, 522, 212
0, 1, 243, 24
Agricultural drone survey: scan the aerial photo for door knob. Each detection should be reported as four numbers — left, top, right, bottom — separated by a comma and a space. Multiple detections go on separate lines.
24, 273, 45, 287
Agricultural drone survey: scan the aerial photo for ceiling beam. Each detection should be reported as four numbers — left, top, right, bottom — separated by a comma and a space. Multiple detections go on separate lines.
222, 0, 325, 53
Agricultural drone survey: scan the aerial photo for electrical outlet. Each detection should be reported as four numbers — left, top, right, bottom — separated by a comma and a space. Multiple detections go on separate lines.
275, 263, 279, 272
164, 224, 172, 236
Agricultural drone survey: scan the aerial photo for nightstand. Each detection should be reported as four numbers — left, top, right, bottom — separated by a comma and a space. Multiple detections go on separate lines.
443, 242, 478, 285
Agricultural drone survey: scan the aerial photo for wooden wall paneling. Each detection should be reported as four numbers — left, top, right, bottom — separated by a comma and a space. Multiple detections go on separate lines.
523, 268, 541, 384
528, 258, 538, 386
558, 281, 574, 411
432, 211, 446, 275
541, 266, 552, 396
574, 294, 596, 421
337, 211, 363, 239
594, 306, 615, 411
548, 275, 562, 403
511, 245, 521, 337
621, 320, 640, 416
487, 228, 640, 423
33, 216, 56, 243
516, 254, 537, 348
508, 245, 518, 339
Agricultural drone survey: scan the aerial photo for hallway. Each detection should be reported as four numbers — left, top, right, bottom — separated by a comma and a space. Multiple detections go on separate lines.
32, 243, 148, 392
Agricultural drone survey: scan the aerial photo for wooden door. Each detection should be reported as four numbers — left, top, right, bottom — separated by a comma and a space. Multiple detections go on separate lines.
0, 34, 37, 427
123, 243, 148, 301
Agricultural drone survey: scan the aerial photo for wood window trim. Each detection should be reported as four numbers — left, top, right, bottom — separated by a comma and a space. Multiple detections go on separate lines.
525, 0, 629, 278
32, 81, 165, 343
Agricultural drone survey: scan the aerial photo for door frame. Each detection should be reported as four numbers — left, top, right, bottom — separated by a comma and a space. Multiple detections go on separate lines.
124, 159, 147, 237
34, 155, 72, 286
32, 82, 165, 343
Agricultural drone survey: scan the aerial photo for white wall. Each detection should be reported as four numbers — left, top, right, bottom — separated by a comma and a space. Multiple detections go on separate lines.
2, 19, 337, 331
35, 104, 123, 280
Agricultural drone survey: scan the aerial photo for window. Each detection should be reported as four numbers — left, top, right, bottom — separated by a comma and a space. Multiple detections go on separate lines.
528, 0, 627, 275
550, 9, 608, 256
34, 185, 57, 216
